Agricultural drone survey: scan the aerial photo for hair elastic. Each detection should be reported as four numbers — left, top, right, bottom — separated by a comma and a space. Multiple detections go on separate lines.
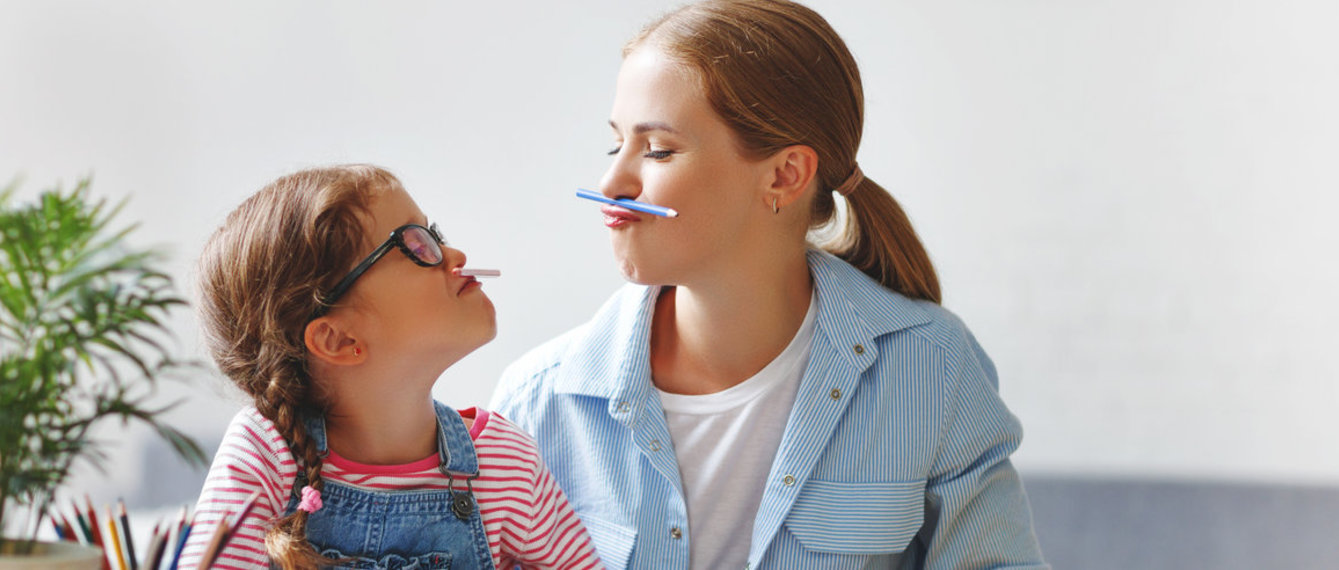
298, 485, 323, 513
834, 164, 864, 197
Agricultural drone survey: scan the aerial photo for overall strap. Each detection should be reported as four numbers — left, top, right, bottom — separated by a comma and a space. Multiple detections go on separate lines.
287, 407, 330, 495
433, 400, 480, 476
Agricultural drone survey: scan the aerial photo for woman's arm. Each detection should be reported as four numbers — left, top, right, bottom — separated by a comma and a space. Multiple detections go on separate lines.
918, 330, 1049, 569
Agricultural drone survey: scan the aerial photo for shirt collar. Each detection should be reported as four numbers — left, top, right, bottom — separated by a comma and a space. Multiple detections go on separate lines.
551, 249, 933, 399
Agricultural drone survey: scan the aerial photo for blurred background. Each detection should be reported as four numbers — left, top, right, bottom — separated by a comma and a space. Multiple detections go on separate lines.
3, 1, 1337, 567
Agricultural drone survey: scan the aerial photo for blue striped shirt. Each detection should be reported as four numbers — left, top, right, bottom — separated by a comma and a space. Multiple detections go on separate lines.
491, 250, 1048, 569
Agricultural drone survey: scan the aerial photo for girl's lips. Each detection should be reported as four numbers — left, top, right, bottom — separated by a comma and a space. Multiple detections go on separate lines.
457, 276, 480, 295
601, 204, 642, 228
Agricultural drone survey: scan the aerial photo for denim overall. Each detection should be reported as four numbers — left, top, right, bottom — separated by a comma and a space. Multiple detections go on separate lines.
277, 401, 497, 569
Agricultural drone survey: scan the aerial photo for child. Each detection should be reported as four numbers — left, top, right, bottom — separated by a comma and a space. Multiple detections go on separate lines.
182, 165, 602, 570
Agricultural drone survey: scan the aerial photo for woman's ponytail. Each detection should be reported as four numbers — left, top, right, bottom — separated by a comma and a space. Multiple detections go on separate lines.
828, 177, 941, 303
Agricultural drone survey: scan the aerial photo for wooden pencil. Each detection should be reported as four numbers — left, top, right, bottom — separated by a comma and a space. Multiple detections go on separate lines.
118, 500, 137, 570
104, 505, 127, 570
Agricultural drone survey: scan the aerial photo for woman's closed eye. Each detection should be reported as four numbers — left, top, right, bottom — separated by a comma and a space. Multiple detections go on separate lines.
605, 146, 677, 160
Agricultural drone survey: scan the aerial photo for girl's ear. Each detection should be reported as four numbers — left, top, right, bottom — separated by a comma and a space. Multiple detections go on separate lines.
304, 317, 365, 366
766, 144, 820, 211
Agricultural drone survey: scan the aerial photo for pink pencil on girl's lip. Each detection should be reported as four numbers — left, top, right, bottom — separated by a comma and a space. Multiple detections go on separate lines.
459, 269, 501, 278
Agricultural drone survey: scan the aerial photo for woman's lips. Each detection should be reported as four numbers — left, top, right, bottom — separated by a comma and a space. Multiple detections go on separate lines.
601, 204, 642, 228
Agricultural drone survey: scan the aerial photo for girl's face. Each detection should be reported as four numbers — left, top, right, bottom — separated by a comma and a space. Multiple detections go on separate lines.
340, 186, 496, 367
599, 46, 775, 286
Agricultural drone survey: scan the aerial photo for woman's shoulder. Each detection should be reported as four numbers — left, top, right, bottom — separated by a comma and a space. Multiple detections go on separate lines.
809, 250, 992, 379
810, 250, 974, 343
500, 284, 652, 383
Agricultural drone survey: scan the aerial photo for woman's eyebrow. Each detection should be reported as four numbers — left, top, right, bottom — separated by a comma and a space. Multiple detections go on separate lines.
609, 119, 680, 135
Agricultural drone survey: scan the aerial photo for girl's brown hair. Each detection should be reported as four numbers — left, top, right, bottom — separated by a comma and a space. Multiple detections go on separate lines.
628, 0, 941, 303
196, 164, 402, 569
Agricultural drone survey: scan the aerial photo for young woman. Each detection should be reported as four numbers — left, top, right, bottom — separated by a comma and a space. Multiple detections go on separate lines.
186, 165, 602, 569
492, 1, 1047, 569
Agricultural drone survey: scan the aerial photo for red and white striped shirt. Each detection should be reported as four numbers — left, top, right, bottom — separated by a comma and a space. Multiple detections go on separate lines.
180, 406, 603, 569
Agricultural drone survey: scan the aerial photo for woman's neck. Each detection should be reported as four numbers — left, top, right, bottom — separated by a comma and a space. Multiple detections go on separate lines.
650, 249, 813, 396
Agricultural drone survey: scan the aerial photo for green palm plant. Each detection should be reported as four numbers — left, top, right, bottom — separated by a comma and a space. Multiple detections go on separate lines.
0, 177, 207, 554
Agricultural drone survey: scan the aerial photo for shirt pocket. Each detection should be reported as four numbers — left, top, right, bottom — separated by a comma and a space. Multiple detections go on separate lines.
783, 478, 926, 555
578, 513, 636, 569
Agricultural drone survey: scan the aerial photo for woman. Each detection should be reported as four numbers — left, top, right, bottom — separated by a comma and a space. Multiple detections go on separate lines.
492, 1, 1048, 568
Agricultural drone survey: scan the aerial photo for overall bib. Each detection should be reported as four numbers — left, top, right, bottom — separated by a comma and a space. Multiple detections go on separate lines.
277, 401, 497, 569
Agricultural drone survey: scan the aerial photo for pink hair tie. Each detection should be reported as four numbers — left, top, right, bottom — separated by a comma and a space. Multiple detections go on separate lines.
298, 485, 323, 513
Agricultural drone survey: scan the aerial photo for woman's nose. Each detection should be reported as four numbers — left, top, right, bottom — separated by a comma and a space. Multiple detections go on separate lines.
599, 151, 640, 201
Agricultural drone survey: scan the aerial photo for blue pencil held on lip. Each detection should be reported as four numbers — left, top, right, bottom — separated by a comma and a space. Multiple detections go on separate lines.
576, 188, 679, 218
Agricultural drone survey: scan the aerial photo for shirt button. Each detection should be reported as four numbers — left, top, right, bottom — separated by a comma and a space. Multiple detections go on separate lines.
853, 344, 865, 355
617, 401, 631, 413
670, 526, 683, 539
649, 439, 661, 452
783, 474, 795, 486
830, 388, 842, 400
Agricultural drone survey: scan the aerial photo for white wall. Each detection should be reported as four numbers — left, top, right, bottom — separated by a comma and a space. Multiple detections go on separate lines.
2, 0, 1336, 509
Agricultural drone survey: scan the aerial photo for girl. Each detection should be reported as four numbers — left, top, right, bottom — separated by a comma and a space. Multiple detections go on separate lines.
492, 1, 1048, 568
184, 165, 602, 570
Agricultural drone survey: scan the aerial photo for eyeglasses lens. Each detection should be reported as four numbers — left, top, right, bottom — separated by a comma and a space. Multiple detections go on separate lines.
402, 226, 444, 265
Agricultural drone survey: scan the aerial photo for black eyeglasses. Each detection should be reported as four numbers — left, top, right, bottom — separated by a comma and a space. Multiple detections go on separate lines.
314, 223, 446, 316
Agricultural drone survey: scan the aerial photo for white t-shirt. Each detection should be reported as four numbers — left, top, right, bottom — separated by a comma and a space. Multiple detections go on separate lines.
656, 293, 818, 570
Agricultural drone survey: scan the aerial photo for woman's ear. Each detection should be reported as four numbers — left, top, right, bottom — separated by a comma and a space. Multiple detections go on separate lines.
304, 316, 365, 366
766, 144, 820, 211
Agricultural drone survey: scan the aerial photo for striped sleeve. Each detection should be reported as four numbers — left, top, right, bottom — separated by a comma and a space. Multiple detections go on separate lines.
179, 408, 294, 570
921, 325, 1047, 569
485, 415, 604, 570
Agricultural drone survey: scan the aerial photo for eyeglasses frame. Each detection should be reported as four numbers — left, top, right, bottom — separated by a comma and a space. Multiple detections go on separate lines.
313, 222, 446, 317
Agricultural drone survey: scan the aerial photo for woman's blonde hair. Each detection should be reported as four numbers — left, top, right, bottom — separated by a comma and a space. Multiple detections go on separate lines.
628, 0, 941, 303
196, 164, 403, 569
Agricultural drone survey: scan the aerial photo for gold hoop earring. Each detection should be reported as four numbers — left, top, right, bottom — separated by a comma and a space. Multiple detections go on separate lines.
772, 197, 779, 214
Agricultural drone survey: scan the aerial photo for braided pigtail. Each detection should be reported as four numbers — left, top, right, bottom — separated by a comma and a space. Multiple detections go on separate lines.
196, 165, 405, 569
260, 381, 330, 570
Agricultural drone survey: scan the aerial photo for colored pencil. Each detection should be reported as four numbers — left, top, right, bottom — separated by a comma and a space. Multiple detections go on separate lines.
72, 507, 93, 544
198, 490, 262, 569
56, 511, 78, 544
105, 505, 127, 570
575, 188, 680, 218
85, 496, 110, 570
118, 500, 137, 570
144, 523, 167, 570
167, 513, 193, 570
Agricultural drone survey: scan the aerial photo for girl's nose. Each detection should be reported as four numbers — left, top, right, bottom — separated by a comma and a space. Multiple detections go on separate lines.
442, 245, 466, 270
